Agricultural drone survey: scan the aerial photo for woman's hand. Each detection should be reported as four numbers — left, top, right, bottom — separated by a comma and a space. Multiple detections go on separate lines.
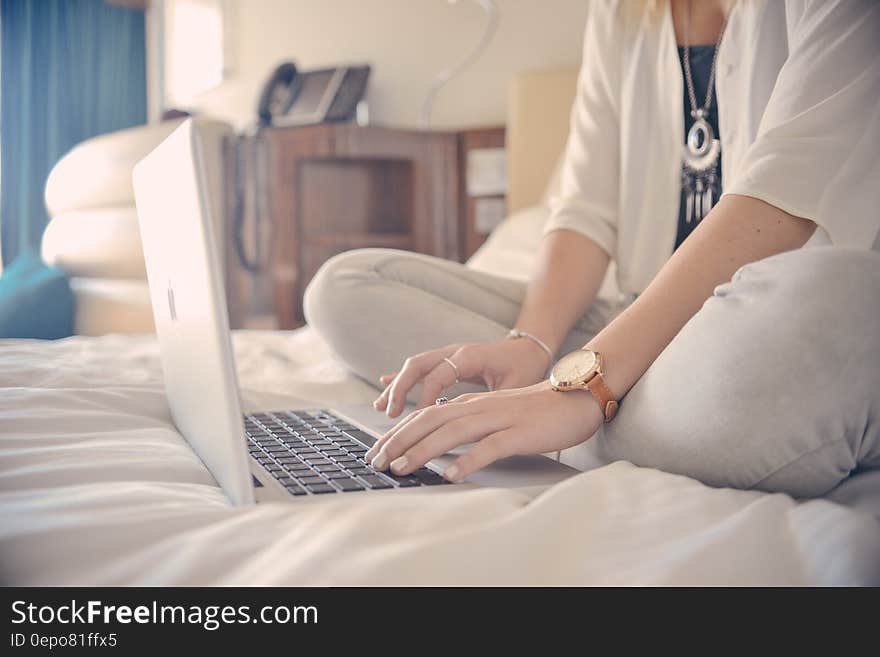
366, 381, 603, 482
374, 338, 552, 418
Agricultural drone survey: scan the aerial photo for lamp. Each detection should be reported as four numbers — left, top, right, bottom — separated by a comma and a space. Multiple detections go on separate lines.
420, 0, 499, 129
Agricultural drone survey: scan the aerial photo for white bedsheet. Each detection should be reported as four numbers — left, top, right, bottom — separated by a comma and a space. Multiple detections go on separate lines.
1, 329, 878, 585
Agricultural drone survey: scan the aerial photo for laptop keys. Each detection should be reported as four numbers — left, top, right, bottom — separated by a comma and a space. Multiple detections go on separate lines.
297, 475, 326, 486
358, 474, 393, 490
324, 471, 352, 479
306, 483, 336, 494
383, 472, 421, 488
333, 478, 366, 492
341, 429, 375, 447
247, 410, 456, 495
413, 468, 447, 485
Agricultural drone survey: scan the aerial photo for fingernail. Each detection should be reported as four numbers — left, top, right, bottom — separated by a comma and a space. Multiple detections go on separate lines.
444, 465, 460, 482
371, 453, 388, 471
390, 456, 408, 473
365, 448, 376, 461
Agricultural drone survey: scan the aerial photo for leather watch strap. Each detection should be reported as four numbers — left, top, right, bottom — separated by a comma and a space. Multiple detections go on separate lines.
586, 372, 619, 423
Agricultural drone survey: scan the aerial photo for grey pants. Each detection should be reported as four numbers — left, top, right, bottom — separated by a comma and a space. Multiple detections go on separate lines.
304, 246, 880, 498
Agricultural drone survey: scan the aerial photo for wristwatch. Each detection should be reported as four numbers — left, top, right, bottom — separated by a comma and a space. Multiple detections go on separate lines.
549, 348, 619, 422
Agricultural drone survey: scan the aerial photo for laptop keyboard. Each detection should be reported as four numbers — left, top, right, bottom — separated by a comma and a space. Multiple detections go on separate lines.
245, 410, 450, 495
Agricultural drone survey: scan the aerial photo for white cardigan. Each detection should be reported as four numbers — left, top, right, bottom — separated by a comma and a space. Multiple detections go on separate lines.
545, 0, 880, 296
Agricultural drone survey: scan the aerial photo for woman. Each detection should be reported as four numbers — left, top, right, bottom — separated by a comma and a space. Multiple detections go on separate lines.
305, 0, 880, 498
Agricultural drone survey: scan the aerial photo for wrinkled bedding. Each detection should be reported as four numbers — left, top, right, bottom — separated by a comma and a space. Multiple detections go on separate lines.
1, 329, 878, 585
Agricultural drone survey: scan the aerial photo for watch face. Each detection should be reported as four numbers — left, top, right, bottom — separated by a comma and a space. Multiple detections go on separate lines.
551, 350, 598, 386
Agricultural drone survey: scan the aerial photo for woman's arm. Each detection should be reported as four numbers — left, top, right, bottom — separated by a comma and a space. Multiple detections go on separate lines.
365, 195, 815, 480
587, 194, 815, 400
591, 0, 880, 400
513, 230, 610, 355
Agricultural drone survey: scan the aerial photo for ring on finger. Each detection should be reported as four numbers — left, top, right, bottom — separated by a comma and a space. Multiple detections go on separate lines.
435, 396, 450, 406
442, 357, 461, 384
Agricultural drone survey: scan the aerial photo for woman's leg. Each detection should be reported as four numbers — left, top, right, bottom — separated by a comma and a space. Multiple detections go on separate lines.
600, 246, 880, 498
304, 248, 615, 399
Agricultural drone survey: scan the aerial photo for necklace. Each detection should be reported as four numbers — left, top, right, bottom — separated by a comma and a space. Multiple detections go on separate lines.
680, 0, 729, 224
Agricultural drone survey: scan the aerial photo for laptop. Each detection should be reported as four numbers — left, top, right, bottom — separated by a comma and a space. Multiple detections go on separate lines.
132, 119, 577, 505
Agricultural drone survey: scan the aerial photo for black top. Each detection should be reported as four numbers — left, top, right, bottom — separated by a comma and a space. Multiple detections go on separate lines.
675, 45, 722, 250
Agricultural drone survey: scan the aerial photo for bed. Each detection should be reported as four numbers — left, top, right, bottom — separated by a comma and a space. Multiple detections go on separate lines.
3, 234, 879, 585
3, 66, 878, 586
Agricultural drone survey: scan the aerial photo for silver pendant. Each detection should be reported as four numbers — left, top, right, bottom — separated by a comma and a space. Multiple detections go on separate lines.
681, 167, 720, 225
680, 109, 722, 226
683, 115, 721, 173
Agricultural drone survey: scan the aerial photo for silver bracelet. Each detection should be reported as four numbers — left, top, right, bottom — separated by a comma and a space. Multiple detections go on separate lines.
506, 329, 554, 363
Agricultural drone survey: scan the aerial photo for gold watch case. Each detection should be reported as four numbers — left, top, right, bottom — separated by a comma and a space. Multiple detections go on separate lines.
549, 348, 603, 391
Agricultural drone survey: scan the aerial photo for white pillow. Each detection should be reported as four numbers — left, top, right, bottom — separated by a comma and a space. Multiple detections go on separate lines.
466, 205, 549, 282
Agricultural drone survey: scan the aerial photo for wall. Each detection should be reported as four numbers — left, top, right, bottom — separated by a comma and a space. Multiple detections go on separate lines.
153, 0, 588, 130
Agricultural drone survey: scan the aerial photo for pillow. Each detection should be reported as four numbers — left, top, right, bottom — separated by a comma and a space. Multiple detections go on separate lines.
0, 250, 74, 339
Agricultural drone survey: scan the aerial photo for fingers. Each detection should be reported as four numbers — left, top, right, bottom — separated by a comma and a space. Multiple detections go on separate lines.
373, 343, 493, 418
364, 406, 423, 462
386, 345, 458, 417
369, 394, 500, 472
375, 365, 448, 415
385, 413, 511, 477
442, 429, 520, 482
414, 364, 456, 410
373, 374, 396, 412
368, 399, 475, 470
384, 351, 449, 418
407, 345, 489, 411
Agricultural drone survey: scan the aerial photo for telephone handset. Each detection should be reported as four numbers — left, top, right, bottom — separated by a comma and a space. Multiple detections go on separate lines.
256, 62, 300, 126
256, 60, 370, 127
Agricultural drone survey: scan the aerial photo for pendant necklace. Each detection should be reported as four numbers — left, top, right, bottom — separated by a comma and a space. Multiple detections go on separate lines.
681, 1, 729, 224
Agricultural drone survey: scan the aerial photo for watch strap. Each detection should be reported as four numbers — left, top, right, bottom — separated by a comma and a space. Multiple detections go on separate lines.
586, 372, 619, 423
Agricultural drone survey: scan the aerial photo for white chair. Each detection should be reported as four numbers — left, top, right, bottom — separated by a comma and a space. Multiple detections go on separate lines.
41, 118, 232, 335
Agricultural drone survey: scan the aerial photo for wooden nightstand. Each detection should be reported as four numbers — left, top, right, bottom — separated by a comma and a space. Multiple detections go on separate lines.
224, 123, 503, 329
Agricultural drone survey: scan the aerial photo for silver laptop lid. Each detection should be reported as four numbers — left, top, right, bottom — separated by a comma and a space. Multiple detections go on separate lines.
133, 119, 254, 506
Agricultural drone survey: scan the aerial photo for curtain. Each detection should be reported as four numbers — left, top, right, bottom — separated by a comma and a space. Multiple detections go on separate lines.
0, 0, 147, 266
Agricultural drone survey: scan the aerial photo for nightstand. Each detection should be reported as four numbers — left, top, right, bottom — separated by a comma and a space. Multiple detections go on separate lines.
224, 123, 504, 329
